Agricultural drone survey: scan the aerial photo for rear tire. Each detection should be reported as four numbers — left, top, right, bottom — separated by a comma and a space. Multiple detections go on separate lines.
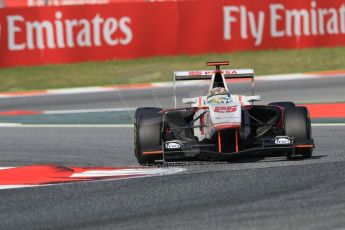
284, 107, 313, 159
269, 101, 296, 108
134, 107, 163, 164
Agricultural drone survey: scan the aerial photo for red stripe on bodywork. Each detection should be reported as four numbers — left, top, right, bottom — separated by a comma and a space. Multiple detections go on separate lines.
215, 124, 241, 129
142, 150, 163, 155
294, 144, 314, 148
200, 115, 205, 135
206, 61, 229, 66
235, 130, 239, 152
218, 130, 222, 153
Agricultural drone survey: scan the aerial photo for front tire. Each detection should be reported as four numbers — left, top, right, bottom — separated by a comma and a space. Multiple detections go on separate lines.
284, 107, 313, 159
134, 107, 163, 164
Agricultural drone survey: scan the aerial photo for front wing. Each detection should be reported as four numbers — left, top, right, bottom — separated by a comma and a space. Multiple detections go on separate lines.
158, 137, 315, 162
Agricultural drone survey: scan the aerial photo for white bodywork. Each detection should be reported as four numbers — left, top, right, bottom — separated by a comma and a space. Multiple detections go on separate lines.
176, 70, 261, 141
182, 94, 261, 107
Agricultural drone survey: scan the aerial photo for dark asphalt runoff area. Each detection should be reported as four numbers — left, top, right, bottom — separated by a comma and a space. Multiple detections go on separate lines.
0, 75, 344, 230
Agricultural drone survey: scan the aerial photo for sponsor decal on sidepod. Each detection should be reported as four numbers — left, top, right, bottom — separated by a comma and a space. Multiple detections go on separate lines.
275, 137, 291, 144
165, 142, 181, 149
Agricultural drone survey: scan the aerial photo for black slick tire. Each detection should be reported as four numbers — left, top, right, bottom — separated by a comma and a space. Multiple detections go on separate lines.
284, 107, 313, 159
134, 107, 163, 164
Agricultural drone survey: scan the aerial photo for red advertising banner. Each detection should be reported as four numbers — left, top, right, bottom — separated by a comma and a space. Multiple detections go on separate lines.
0, 0, 344, 67
1, 0, 155, 8
178, 0, 345, 54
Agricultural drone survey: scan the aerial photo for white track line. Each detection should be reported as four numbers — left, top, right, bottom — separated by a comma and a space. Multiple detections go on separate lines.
0, 123, 23, 127
0, 167, 15, 170
43, 107, 136, 114
70, 168, 184, 178
311, 123, 345, 127
47, 87, 114, 94
0, 185, 40, 189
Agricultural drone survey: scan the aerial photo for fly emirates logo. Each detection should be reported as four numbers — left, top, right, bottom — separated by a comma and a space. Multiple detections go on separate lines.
224, 1, 345, 46
3, 11, 133, 51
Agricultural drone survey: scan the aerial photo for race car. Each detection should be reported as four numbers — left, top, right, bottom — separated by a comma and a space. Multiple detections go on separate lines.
134, 61, 314, 164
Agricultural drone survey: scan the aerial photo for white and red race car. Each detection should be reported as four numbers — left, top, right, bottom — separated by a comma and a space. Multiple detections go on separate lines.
134, 61, 314, 164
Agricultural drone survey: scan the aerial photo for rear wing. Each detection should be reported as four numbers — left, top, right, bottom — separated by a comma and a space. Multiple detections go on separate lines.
174, 69, 254, 81
172, 61, 255, 108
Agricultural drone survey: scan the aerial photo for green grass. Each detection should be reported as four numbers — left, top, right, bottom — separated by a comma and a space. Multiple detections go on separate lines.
0, 46, 344, 92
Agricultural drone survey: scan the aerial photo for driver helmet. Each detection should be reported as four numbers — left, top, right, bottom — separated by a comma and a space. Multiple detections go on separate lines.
206, 87, 232, 104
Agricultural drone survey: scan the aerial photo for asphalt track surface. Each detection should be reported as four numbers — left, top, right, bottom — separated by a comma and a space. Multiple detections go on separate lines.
0, 76, 344, 230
